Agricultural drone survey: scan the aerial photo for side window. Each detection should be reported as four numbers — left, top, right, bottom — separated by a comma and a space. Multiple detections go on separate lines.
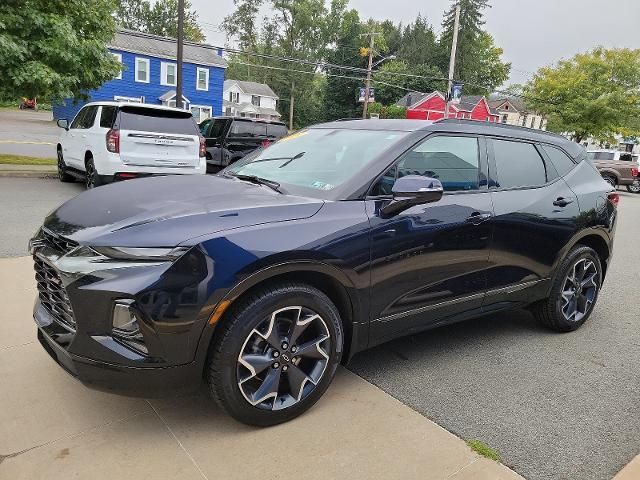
492, 139, 546, 188
210, 119, 227, 138
252, 123, 267, 137
231, 121, 255, 137
397, 136, 481, 192
199, 119, 212, 136
369, 135, 481, 195
541, 144, 576, 176
70, 107, 88, 129
99, 106, 118, 128
267, 124, 288, 138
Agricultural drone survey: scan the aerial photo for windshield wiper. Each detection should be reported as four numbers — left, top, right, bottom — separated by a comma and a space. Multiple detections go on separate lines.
247, 151, 305, 166
230, 173, 283, 193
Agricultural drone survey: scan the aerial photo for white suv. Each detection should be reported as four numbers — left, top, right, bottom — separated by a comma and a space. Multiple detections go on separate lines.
56, 102, 206, 188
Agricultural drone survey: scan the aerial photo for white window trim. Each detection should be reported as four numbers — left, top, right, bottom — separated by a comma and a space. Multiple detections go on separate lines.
112, 53, 122, 80
190, 104, 213, 122
160, 61, 177, 87
196, 67, 209, 91
135, 57, 150, 83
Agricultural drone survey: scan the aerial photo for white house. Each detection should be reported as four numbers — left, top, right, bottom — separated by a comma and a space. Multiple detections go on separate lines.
223, 80, 281, 120
489, 97, 547, 131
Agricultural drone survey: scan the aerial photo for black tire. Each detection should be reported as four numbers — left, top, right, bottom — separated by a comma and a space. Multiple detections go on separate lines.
207, 282, 344, 427
602, 175, 617, 188
85, 156, 102, 189
626, 179, 640, 194
533, 245, 602, 332
57, 148, 74, 183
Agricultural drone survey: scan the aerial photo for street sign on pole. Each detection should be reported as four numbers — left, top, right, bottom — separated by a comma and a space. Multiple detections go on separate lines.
358, 87, 375, 103
450, 83, 463, 105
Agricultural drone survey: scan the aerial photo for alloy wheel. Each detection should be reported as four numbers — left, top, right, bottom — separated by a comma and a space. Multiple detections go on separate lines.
86, 160, 95, 188
560, 258, 598, 322
57, 150, 65, 179
628, 179, 640, 194
237, 306, 331, 411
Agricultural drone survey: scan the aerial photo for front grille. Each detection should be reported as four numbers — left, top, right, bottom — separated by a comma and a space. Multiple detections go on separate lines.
42, 228, 77, 254
34, 256, 76, 330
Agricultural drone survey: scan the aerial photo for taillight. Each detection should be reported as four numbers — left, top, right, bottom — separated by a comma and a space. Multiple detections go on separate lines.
632, 167, 638, 177
261, 139, 272, 149
106, 129, 120, 153
199, 136, 206, 158
608, 192, 620, 207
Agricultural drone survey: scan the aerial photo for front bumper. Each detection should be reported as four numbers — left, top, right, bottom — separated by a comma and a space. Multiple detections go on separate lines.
30, 241, 215, 397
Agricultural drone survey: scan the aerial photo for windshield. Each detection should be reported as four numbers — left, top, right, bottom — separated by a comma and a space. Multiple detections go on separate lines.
224, 128, 408, 196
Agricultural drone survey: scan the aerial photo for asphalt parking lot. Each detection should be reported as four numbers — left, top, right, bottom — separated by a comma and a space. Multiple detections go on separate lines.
0, 109, 58, 158
0, 177, 638, 480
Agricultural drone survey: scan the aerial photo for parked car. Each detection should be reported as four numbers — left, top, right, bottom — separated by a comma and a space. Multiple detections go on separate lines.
19, 97, 38, 110
588, 149, 640, 193
56, 102, 206, 188
31, 119, 616, 426
199, 116, 288, 171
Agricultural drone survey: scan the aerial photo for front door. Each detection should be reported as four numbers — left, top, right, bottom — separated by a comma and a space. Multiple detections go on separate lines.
366, 134, 494, 347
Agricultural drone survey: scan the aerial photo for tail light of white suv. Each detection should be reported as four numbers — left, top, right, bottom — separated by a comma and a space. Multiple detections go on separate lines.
106, 129, 120, 153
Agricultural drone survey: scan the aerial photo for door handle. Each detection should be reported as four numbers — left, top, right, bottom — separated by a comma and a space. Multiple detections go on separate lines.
553, 197, 574, 207
465, 212, 492, 225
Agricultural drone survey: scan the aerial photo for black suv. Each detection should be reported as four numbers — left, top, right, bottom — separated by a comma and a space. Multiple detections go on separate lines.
199, 117, 288, 171
31, 119, 616, 427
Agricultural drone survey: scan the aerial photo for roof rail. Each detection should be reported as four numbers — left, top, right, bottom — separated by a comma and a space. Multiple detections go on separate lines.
434, 118, 566, 140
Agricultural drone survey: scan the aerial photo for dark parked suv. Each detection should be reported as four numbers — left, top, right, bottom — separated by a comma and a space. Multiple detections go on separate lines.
30, 119, 616, 426
199, 116, 288, 171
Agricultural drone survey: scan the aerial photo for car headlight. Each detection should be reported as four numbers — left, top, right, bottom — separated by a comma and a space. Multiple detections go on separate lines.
91, 246, 189, 261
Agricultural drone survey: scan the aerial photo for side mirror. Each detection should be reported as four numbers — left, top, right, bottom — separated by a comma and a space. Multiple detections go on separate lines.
380, 175, 444, 218
57, 119, 69, 130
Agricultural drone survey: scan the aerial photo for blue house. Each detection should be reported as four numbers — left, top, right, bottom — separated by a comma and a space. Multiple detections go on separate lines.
53, 29, 227, 122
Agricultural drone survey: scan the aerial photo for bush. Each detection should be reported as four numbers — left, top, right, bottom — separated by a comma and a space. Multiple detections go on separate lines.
368, 102, 406, 119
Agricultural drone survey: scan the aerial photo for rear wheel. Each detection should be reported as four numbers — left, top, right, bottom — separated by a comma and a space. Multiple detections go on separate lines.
533, 245, 602, 332
626, 179, 640, 194
207, 283, 343, 426
85, 156, 102, 189
57, 148, 74, 183
602, 175, 617, 188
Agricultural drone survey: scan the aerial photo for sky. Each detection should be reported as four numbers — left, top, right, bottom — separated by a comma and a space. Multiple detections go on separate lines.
191, 0, 640, 85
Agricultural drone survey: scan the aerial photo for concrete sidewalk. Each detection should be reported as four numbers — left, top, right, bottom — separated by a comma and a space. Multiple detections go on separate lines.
0, 256, 523, 480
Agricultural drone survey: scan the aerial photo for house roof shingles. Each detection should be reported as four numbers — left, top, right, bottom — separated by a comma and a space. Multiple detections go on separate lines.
224, 80, 279, 99
396, 91, 499, 116
110, 29, 227, 68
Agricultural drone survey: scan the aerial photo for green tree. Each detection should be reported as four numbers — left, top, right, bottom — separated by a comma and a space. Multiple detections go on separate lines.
397, 15, 439, 67
0, 0, 121, 101
438, 0, 510, 93
373, 60, 445, 105
525, 48, 640, 143
115, 0, 205, 42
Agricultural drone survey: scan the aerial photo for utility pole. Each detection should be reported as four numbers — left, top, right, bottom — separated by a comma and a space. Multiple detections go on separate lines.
444, 1, 461, 120
175, 0, 185, 109
360, 32, 380, 119
289, 80, 295, 131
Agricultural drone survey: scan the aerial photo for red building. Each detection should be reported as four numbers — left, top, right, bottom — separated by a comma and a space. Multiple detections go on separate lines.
396, 91, 500, 122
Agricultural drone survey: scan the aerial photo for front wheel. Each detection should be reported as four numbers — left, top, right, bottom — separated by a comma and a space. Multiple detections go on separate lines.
533, 245, 602, 332
626, 179, 640, 194
57, 148, 74, 183
207, 283, 343, 426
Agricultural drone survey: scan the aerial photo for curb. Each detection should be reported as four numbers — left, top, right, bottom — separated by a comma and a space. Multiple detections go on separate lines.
0, 171, 57, 178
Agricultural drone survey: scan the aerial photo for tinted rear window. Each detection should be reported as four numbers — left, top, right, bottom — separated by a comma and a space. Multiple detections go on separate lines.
588, 152, 615, 161
267, 124, 288, 138
493, 139, 547, 188
118, 108, 198, 135
230, 121, 267, 137
541, 145, 576, 176
100, 106, 118, 128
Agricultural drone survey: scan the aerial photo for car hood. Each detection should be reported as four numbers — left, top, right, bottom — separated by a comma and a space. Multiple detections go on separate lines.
44, 175, 324, 247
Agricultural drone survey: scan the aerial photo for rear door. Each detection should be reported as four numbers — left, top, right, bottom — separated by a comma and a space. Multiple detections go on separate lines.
117, 107, 200, 167
225, 120, 267, 161
484, 138, 579, 311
